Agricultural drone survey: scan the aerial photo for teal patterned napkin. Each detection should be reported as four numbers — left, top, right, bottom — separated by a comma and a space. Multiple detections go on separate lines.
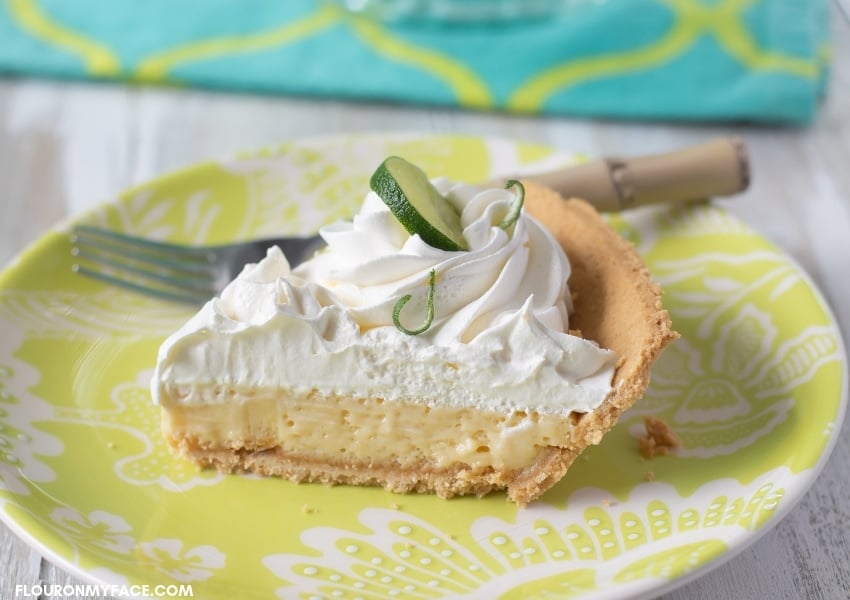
0, 0, 830, 123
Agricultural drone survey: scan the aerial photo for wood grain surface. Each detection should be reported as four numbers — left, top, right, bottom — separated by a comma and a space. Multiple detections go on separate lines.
1, 4, 849, 599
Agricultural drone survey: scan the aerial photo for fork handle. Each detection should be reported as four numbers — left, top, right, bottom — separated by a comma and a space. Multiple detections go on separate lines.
494, 137, 750, 212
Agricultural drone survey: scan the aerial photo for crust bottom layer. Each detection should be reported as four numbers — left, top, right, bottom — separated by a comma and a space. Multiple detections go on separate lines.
165, 429, 585, 504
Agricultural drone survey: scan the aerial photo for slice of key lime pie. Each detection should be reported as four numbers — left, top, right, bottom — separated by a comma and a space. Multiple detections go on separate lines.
151, 157, 677, 505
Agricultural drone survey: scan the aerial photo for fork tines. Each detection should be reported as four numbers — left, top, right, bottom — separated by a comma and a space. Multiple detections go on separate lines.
69, 225, 220, 304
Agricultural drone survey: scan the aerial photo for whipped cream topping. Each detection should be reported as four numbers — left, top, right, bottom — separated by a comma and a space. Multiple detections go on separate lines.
152, 180, 617, 415
294, 179, 572, 344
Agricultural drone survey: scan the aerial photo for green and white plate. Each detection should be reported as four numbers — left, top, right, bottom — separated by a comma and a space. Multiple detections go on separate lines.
0, 134, 846, 600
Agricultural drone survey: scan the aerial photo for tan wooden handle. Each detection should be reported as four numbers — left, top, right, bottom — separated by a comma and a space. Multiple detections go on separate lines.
492, 137, 750, 212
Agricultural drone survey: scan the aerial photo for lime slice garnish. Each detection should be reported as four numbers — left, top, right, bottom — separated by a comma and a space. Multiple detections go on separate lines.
370, 156, 468, 252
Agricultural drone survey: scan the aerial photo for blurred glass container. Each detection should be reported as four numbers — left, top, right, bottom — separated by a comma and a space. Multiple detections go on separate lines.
335, 0, 570, 23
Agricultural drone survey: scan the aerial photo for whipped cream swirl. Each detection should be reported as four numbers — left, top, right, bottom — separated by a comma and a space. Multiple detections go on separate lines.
293, 179, 571, 344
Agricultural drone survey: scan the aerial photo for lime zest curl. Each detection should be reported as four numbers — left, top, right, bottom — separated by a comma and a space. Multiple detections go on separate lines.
498, 179, 525, 231
393, 269, 437, 336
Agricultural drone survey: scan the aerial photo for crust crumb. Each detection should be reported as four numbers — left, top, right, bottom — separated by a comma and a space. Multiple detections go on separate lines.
301, 504, 315, 514
638, 416, 680, 459
645, 471, 655, 482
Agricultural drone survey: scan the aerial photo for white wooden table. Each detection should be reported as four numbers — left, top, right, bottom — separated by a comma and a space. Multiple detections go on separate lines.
2, 6, 849, 599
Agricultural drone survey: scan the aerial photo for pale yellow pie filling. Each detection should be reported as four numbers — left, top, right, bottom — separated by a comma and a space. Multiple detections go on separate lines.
160, 390, 580, 472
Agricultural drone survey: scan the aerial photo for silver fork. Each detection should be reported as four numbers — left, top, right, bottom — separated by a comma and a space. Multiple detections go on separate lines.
69, 224, 325, 304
